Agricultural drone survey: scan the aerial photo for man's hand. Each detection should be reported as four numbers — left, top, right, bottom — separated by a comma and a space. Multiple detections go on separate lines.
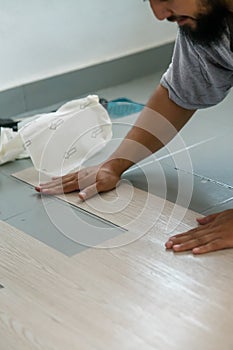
165, 209, 233, 254
35, 161, 121, 200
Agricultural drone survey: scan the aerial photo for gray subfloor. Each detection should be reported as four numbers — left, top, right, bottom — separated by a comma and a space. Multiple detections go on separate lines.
1, 70, 233, 256
96, 71, 233, 216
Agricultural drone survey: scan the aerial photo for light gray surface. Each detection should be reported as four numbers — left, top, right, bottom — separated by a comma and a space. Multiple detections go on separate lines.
203, 198, 233, 216
124, 162, 233, 214
0, 169, 52, 221
0, 43, 173, 118
0, 88, 25, 119
5, 197, 125, 257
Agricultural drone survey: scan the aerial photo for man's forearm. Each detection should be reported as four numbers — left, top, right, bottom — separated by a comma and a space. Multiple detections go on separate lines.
106, 85, 196, 175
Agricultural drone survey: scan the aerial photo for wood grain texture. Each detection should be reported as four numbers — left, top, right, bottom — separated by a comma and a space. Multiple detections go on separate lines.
2, 172, 233, 349
12, 167, 197, 247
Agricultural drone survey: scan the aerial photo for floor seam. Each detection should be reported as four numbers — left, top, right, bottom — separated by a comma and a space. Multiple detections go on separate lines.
174, 167, 233, 190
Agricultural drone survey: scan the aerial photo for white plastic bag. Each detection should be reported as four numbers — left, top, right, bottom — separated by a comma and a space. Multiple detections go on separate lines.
19, 95, 112, 176
0, 127, 28, 165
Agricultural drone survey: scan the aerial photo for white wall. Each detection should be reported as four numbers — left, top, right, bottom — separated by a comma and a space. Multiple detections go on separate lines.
0, 0, 176, 91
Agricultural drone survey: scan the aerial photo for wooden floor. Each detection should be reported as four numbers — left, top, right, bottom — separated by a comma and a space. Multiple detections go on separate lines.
1, 180, 233, 349
2, 70, 233, 349
12, 167, 193, 248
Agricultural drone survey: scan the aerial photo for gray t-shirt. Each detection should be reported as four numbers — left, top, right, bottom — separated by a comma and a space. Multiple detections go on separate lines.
161, 25, 233, 110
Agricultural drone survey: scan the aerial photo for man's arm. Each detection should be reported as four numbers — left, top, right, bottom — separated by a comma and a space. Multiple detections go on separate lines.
36, 84, 195, 198
107, 84, 195, 173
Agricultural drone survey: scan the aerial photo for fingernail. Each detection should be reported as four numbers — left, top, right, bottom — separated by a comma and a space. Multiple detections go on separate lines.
193, 248, 200, 254
173, 244, 181, 250
165, 241, 173, 249
79, 191, 87, 200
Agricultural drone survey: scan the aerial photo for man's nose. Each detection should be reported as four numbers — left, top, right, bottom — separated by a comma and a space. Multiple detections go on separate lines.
150, 3, 173, 20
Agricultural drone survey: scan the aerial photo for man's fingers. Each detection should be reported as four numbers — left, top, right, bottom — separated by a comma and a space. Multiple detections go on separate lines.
35, 164, 120, 198
167, 225, 207, 244
78, 184, 99, 201
165, 240, 173, 249
166, 227, 218, 249
36, 176, 80, 194
171, 232, 216, 252
37, 173, 76, 188
192, 239, 225, 254
196, 213, 219, 225
77, 172, 99, 191
35, 169, 94, 194
166, 210, 233, 254
37, 179, 64, 191
166, 212, 221, 248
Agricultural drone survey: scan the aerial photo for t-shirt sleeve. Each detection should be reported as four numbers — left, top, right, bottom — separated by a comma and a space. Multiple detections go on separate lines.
160, 30, 233, 110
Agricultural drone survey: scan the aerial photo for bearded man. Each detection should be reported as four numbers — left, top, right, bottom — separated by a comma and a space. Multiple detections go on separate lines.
36, 0, 233, 255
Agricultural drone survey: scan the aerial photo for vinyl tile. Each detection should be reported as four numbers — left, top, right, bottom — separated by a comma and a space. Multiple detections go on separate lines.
6, 198, 124, 256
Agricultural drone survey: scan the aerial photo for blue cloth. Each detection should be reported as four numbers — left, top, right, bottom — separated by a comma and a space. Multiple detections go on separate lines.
107, 98, 144, 118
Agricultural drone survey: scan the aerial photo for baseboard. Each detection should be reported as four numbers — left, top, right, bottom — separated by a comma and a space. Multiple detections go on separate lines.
0, 42, 174, 119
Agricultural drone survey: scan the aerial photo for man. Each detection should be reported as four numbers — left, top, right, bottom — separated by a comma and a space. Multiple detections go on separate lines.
36, 0, 233, 255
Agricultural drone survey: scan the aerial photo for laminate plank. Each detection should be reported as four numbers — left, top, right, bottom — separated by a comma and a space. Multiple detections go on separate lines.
12, 167, 198, 248
1, 213, 233, 349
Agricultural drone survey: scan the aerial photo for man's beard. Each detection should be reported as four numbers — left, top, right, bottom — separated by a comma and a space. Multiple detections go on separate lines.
168, 1, 230, 46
